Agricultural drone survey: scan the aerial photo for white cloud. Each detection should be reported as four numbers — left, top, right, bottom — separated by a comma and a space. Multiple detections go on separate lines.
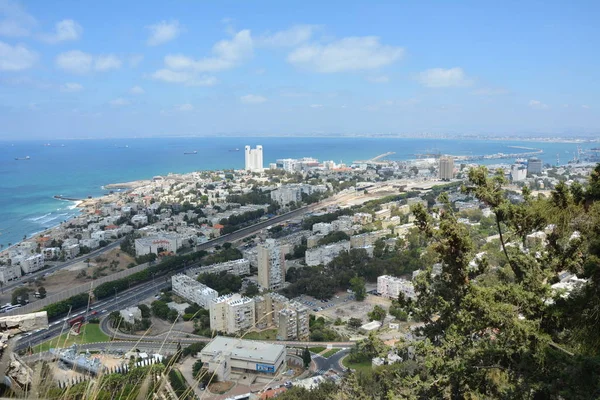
177, 103, 194, 111
287, 36, 403, 73
94, 54, 121, 71
0, 40, 37, 70
240, 94, 267, 104
109, 98, 130, 107
146, 20, 182, 46
55, 51, 122, 73
151, 69, 217, 86
367, 75, 389, 84
164, 29, 253, 72
529, 100, 549, 109
129, 85, 145, 95
582, 105, 590, 109
60, 82, 83, 92
0, 0, 36, 37
258, 25, 316, 47
128, 54, 144, 68
472, 87, 508, 96
40, 19, 82, 43
310, 104, 323, 108
418, 67, 472, 88
55, 50, 92, 74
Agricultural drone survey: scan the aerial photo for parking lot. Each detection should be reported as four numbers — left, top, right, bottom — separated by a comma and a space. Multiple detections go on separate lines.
292, 292, 356, 314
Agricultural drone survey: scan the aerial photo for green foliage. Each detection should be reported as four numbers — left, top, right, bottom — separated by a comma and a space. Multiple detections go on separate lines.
197, 271, 242, 295
243, 282, 260, 297
348, 317, 363, 329
168, 369, 193, 400
349, 276, 366, 301
317, 231, 350, 246
182, 342, 206, 357
41, 293, 89, 319
302, 347, 311, 368
368, 305, 386, 322
12, 287, 30, 305
151, 300, 170, 320
138, 303, 151, 318
202, 247, 242, 265
302, 209, 353, 230
220, 208, 267, 234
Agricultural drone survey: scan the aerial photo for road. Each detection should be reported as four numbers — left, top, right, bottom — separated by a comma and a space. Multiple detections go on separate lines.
14, 189, 368, 350
312, 348, 351, 374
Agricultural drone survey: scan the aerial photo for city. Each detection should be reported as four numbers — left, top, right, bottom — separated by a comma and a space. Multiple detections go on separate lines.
1, 1, 599, 399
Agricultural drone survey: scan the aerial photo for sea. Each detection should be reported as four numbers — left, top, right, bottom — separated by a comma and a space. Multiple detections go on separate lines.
0, 136, 592, 249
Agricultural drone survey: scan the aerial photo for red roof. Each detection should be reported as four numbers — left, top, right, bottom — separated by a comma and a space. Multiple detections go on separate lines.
213, 224, 225, 229
105, 224, 118, 230
260, 387, 287, 399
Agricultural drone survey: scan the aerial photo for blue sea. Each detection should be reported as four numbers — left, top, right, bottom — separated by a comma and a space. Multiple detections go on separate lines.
0, 136, 591, 248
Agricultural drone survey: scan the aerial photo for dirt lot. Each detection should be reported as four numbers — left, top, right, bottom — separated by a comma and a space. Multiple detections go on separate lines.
0, 248, 136, 305
320, 294, 390, 322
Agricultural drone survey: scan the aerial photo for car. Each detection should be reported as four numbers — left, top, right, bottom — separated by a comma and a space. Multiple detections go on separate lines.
313, 308, 319, 312
101, 309, 108, 314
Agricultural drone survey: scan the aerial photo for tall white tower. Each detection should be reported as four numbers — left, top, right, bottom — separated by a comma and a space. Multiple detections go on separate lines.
244, 145, 264, 172
244, 145, 251, 170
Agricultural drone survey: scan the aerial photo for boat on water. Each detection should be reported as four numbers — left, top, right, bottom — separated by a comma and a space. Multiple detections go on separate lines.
184, 150, 198, 155
15, 156, 30, 160
229, 148, 240, 152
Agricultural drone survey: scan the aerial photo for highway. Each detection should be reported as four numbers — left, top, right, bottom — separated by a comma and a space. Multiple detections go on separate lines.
14, 189, 369, 352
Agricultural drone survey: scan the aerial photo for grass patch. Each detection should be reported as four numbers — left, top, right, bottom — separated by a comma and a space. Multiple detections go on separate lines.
309, 346, 327, 354
242, 329, 277, 340
322, 348, 341, 358
30, 323, 111, 354
342, 357, 372, 373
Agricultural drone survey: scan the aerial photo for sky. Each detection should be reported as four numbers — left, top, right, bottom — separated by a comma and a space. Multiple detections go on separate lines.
0, 0, 598, 139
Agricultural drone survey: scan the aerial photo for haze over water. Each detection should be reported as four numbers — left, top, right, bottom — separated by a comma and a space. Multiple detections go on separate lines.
0, 137, 590, 248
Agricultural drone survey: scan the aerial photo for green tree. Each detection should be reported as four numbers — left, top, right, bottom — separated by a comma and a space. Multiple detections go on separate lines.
302, 347, 312, 368
349, 276, 366, 301
37, 286, 47, 299
348, 317, 363, 329
368, 305, 386, 322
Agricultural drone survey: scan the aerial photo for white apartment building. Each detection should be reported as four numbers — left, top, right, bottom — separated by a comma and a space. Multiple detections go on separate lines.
312, 222, 332, 235
257, 239, 285, 290
172, 274, 218, 309
135, 234, 181, 256
0, 265, 22, 284
63, 244, 80, 259
131, 214, 148, 227
186, 259, 250, 280
305, 241, 351, 267
350, 230, 391, 248
377, 275, 416, 300
210, 294, 256, 334
511, 164, 527, 182
80, 238, 100, 250
353, 213, 373, 225
270, 184, 327, 206
12, 253, 45, 274
245, 145, 264, 172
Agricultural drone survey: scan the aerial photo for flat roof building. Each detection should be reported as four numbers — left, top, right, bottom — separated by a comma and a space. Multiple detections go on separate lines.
172, 274, 218, 309
210, 293, 255, 334
200, 336, 286, 381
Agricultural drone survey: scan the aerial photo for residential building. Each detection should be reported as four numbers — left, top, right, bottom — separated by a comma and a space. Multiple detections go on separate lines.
12, 253, 44, 274
527, 157, 543, 176
134, 234, 181, 256
200, 337, 286, 381
511, 164, 527, 182
257, 239, 285, 290
186, 259, 250, 280
210, 294, 256, 334
172, 274, 218, 308
350, 230, 390, 248
305, 241, 351, 266
0, 265, 22, 284
277, 301, 310, 341
377, 275, 416, 300
438, 156, 455, 180
245, 145, 264, 172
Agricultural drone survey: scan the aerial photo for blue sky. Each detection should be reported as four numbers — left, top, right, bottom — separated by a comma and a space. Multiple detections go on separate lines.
0, 0, 598, 139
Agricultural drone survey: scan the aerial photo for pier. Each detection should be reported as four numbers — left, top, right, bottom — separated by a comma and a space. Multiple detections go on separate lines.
454, 149, 543, 161
53, 195, 83, 201
353, 152, 396, 164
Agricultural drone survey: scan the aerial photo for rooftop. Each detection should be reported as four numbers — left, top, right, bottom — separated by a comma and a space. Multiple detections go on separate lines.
201, 336, 285, 364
